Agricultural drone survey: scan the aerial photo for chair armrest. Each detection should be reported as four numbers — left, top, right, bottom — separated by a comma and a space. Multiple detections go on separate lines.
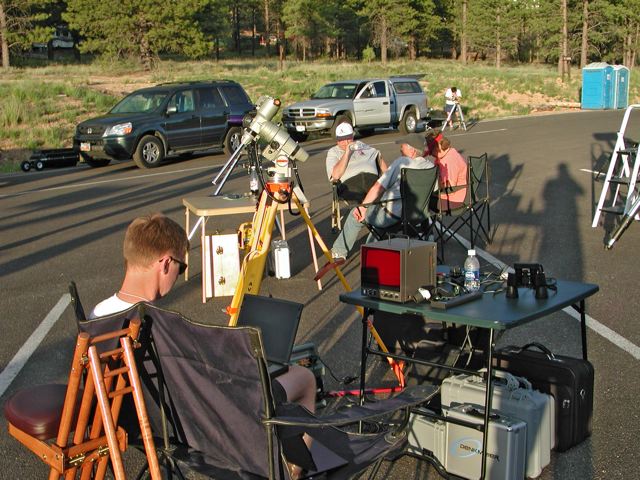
264, 384, 437, 428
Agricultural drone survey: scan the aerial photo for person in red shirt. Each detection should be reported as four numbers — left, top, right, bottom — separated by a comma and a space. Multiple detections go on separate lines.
431, 136, 468, 212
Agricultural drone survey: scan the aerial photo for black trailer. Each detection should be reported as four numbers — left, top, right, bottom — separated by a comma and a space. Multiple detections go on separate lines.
22, 148, 79, 172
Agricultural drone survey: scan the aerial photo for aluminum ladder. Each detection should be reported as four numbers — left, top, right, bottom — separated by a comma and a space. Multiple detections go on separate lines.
592, 104, 640, 248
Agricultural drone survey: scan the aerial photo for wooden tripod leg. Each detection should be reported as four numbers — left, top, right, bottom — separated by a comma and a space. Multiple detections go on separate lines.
228, 192, 279, 325
122, 337, 161, 480
88, 347, 126, 480
291, 196, 405, 387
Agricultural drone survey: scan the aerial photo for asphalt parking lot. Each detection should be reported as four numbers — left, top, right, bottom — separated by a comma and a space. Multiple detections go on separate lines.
1, 109, 639, 479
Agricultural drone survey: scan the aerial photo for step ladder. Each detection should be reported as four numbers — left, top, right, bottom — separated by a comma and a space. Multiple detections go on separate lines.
592, 104, 640, 248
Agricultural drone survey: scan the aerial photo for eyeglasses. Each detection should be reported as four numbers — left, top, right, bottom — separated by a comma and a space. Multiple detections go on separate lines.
170, 256, 188, 275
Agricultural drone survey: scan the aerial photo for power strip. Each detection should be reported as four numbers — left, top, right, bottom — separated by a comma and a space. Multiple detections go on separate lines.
430, 291, 483, 310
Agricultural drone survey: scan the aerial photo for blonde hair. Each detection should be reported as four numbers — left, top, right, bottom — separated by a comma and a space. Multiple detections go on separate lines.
123, 214, 189, 268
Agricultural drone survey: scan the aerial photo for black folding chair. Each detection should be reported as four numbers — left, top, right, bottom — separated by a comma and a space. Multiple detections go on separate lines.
79, 302, 438, 480
366, 166, 439, 243
434, 153, 491, 257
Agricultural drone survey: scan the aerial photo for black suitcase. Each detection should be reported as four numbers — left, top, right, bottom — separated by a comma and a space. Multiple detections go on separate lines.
492, 342, 594, 452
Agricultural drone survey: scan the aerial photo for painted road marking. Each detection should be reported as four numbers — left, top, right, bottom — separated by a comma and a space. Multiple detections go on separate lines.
0, 294, 71, 397
0, 164, 218, 199
447, 230, 640, 361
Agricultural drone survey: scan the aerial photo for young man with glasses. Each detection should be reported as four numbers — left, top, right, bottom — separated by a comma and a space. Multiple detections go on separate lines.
89, 213, 189, 318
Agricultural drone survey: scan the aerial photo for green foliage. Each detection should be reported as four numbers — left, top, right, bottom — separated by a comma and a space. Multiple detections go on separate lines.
63, 0, 213, 66
362, 45, 376, 62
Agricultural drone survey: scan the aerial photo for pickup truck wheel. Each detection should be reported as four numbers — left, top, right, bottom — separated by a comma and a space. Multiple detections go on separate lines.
80, 153, 110, 168
133, 135, 164, 169
400, 109, 418, 134
224, 126, 242, 156
331, 115, 352, 139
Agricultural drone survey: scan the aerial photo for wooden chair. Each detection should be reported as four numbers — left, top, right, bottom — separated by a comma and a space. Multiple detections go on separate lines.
4, 317, 161, 480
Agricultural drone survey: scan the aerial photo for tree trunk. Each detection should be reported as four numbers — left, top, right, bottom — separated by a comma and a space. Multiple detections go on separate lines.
277, 20, 285, 71
559, 0, 568, 78
0, 2, 10, 68
580, 0, 588, 68
264, 0, 270, 56
251, 7, 256, 57
461, 0, 467, 64
496, 14, 501, 69
408, 37, 416, 60
380, 16, 388, 64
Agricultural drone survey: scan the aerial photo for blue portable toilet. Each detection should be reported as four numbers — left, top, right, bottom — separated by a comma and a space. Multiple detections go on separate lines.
611, 65, 630, 109
582, 62, 613, 109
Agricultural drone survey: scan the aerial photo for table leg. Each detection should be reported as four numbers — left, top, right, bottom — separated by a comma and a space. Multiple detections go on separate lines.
358, 308, 371, 434
201, 216, 206, 304
579, 300, 588, 360
480, 328, 495, 480
184, 207, 190, 281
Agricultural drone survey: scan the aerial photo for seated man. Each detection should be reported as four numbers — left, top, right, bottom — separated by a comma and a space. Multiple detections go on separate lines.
89, 213, 317, 477
331, 136, 435, 260
326, 123, 387, 202
431, 136, 468, 212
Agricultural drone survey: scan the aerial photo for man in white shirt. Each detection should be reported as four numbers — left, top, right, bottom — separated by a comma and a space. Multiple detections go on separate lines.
444, 86, 461, 129
331, 135, 435, 259
326, 122, 387, 201
89, 214, 317, 445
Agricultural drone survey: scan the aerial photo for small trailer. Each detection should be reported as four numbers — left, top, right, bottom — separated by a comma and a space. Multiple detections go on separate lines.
22, 148, 79, 172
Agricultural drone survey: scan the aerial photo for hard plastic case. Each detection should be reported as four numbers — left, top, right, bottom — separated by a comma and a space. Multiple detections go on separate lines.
407, 408, 446, 463
492, 342, 594, 451
445, 404, 527, 480
441, 372, 552, 478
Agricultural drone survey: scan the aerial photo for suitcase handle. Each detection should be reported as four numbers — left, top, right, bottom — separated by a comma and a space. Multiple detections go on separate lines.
466, 406, 500, 421
478, 368, 532, 390
519, 342, 556, 360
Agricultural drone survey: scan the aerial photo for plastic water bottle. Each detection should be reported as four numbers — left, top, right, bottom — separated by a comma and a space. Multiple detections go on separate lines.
349, 141, 367, 152
463, 249, 480, 292
249, 166, 259, 196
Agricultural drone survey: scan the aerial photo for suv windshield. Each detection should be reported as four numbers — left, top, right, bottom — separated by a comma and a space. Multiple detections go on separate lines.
312, 83, 358, 100
110, 91, 169, 114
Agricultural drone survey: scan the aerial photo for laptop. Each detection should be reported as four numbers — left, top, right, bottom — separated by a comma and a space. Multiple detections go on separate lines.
236, 294, 303, 378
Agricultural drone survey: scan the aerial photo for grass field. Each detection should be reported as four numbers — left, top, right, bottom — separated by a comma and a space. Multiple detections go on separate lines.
0, 58, 635, 172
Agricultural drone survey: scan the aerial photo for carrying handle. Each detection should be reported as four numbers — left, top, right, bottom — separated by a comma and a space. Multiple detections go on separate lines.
503, 342, 556, 360
479, 368, 532, 390
465, 406, 500, 421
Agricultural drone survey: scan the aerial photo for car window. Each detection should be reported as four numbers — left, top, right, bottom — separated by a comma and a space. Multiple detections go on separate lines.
372, 81, 387, 97
110, 91, 169, 114
393, 81, 422, 94
219, 85, 251, 106
199, 88, 226, 112
168, 89, 196, 113
312, 83, 358, 99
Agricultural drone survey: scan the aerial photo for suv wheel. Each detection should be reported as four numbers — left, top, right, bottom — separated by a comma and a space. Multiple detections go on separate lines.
399, 109, 418, 134
331, 115, 352, 139
133, 135, 164, 168
81, 153, 111, 168
224, 126, 242, 156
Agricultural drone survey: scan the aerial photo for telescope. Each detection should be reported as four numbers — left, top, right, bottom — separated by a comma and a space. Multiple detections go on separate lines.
212, 96, 308, 195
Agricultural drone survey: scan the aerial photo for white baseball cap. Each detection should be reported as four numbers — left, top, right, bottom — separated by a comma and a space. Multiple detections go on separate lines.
335, 122, 354, 140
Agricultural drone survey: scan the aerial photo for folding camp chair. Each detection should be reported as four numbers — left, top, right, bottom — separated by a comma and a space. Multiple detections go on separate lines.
434, 153, 491, 258
79, 303, 437, 480
366, 166, 439, 243
4, 313, 161, 480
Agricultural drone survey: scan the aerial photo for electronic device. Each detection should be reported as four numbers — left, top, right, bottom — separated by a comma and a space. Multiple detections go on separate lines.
236, 294, 303, 377
360, 238, 437, 303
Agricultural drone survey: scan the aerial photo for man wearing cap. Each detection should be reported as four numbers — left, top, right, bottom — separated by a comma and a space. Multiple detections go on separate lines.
326, 122, 387, 202
330, 135, 435, 260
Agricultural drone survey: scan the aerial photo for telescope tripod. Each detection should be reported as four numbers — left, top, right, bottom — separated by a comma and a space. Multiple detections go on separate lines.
226, 182, 406, 386
442, 102, 467, 132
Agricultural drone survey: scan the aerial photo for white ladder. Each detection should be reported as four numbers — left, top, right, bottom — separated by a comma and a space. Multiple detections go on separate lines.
592, 105, 640, 242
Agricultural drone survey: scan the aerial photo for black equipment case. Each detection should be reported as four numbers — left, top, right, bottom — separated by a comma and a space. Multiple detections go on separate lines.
492, 342, 594, 452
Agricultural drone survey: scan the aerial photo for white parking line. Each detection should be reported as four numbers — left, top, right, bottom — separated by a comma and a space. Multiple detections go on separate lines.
0, 294, 71, 397
450, 231, 640, 361
0, 164, 219, 199
369, 128, 508, 147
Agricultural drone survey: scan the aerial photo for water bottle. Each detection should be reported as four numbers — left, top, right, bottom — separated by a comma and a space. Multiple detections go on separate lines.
349, 141, 367, 152
463, 249, 480, 292
249, 166, 259, 196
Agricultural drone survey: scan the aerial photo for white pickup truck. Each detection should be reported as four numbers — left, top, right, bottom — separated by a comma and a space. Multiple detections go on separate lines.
282, 77, 429, 140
